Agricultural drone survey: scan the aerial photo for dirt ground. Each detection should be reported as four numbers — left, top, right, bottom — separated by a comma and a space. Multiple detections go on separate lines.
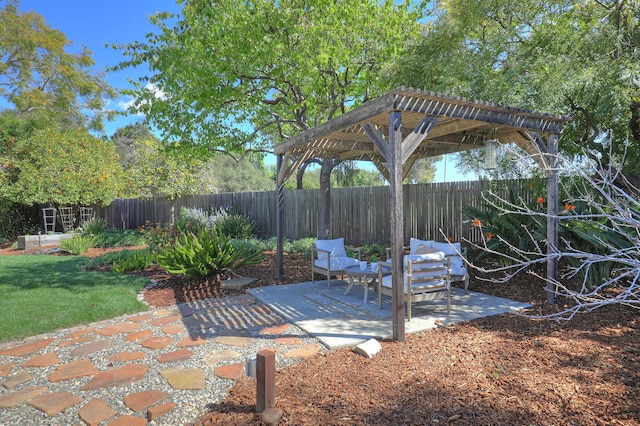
2, 243, 639, 425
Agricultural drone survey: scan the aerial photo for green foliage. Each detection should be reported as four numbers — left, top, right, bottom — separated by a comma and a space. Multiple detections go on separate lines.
0, 127, 124, 206
109, 249, 156, 273
156, 227, 263, 277
60, 234, 97, 255
93, 229, 146, 248
361, 243, 387, 259
139, 221, 178, 251
113, 1, 423, 151
262, 236, 293, 253
463, 178, 634, 288
210, 155, 274, 193
81, 218, 108, 236
78, 218, 146, 248
0, 3, 115, 131
391, 0, 640, 181
0, 200, 38, 241
231, 239, 264, 256
119, 137, 217, 199
216, 213, 257, 240
402, 157, 442, 184
290, 238, 315, 257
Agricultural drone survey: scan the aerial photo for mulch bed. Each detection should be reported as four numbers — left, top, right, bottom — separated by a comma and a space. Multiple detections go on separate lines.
2, 244, 638, 425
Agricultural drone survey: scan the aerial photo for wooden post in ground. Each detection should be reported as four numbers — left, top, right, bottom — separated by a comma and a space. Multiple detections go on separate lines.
388, 110, 405, 342
256, 349, 276, 413
545, 133, 559, 304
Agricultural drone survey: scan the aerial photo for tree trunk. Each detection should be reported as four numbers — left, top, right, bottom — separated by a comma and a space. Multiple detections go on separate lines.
317, 159, 339, 239
296, 161, 310, 189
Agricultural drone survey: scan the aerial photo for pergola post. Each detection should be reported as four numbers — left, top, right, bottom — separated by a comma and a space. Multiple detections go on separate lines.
276, 154, 284, 282
389, 110, 405, 341
545, 134, 559, 304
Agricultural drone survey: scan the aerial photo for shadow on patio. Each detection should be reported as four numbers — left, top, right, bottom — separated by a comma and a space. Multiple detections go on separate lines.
249, 280, 531, 350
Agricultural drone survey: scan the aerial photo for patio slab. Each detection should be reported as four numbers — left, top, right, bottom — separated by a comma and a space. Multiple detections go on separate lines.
248, 280, 530, 351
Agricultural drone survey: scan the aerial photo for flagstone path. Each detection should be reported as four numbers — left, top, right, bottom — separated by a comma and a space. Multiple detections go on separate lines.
0, 294, 325, 425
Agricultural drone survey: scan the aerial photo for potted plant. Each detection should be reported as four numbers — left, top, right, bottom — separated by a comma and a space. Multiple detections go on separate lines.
369, 254, 378, 272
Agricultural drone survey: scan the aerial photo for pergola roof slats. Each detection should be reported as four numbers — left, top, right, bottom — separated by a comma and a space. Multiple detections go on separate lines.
274, 88, 566, 163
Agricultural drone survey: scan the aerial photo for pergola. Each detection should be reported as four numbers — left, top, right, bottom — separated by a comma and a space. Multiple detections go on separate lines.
274, 88, 566, 341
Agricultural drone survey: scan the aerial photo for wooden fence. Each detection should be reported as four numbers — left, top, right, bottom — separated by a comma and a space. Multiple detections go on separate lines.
92, 180, 532, 245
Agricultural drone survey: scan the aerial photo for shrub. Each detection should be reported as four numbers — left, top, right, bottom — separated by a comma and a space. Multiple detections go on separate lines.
156, 227, 263, 277
262, 236, 294, 253
233, 238, 265, 254
0, 201, 38, 241
139, 221, 179, 251
80, 218, 108, 236
216, 213, 257, 239
290, 238, 315, 257
361, 242, 387, 259
93, 229, 146, 248
60, 234, 97, 255
110, 249, 155, 273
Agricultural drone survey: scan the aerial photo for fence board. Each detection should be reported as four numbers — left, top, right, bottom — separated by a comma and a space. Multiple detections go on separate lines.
92, 180, 532, 246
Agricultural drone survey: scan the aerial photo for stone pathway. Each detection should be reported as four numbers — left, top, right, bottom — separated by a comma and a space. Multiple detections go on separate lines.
0, 294, 325, 425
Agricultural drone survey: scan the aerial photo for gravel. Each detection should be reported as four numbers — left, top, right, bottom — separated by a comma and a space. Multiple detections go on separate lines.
0, 295, 325, 426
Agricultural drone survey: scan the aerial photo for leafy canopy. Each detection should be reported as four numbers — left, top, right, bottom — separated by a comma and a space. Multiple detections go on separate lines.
390, 0, 640, 181
0, 1, 115, 131
0, 127, 123, 205
112, 0, 426, 152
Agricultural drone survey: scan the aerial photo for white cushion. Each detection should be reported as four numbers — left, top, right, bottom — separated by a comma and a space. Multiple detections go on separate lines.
409, 238, 433, 255
314, 256, 358, 271
381, 273, 448, 293
315, 238, 347, 260
449, 264, 467, 278
403, 251, 444, 268
431, 241, 464, 268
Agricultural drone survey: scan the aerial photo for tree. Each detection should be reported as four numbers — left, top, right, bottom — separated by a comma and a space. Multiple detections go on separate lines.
0, 127, 123, 206
403, 157, 440, 184
112, 0, 425, 238
333, 163, 385, 187
209, 154, 273, 193
0, 1, 115, 131
390, 0, 640, 185
110, 122, 158, 169
119, 137, 218, 199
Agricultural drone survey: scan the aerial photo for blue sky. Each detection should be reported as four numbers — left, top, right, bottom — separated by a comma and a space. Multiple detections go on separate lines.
18, 0, 181, 136
15, 0, 474, 182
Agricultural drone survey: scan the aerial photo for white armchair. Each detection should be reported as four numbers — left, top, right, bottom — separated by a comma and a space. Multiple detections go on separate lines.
408, 238, 469, 291
378, 251, 451, 321
311, 238, 361, 288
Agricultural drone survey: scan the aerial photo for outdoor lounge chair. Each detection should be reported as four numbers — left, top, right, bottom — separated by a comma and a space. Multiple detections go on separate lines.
311, 238, 361, 288
378, 252, 451, 321
389, 238, 469, 290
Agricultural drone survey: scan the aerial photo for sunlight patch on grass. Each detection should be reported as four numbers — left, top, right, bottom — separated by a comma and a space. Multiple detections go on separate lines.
0, 255, 149, 343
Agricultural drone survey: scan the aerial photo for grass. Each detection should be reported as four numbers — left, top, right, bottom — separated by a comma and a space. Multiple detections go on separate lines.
0, 255, 149, 343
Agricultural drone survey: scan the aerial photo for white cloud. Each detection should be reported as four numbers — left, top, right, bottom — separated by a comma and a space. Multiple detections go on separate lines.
114, 83, 166, 116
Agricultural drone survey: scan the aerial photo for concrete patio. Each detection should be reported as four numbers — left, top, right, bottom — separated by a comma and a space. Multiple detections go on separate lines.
249, 279, 531, 350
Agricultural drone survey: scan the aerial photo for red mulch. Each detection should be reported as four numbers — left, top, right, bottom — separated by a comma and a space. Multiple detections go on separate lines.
2, 243, 638, 425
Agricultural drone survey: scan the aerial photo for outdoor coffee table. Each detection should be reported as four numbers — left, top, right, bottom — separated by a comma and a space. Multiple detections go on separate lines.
343, 264, 391, 303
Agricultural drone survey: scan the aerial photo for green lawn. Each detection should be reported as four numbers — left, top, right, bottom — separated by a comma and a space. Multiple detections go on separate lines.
0, 255, 149, 343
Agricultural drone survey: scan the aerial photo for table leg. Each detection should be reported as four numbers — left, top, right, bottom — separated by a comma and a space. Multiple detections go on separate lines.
344, 275, 357, 296
363, 277, 377, 304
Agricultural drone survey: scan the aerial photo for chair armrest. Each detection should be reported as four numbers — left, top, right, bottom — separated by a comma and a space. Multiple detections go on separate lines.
311, 245, 333, 270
